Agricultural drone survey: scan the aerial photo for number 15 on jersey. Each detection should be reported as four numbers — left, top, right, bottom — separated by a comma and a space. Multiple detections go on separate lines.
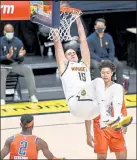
78, 72, 86, 82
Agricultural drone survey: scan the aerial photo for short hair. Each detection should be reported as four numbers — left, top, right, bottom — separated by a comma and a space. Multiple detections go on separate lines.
95, 18, 106, 25
63, 40, 79, 53
20, 114, 34, 127
98, 60, 116, 72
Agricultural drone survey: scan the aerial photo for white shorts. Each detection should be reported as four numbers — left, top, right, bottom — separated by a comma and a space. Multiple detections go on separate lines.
67, 83, 100, 120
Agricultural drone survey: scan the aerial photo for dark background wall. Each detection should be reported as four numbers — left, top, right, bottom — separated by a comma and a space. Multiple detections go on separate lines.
0, 10, 136, 67
82, 11, 136, 61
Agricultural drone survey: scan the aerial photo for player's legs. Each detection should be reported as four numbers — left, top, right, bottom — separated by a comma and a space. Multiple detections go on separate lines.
93, 123, 109, 159
115, 150, 127, 159
68, 96, 100, 119
96, 140, 127, 159
97, 153, 107, 160
94, 122, 127, 159
68, 78, 109, 121
109, 130, 127, 158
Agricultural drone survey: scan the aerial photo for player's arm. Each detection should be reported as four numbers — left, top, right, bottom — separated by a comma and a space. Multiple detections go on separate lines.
0, 137, 13, 159
76, 17, 90, 69
85, 120, 91, 134
113, 84, 124, 119
121, 99, 127, 117
53, 30, 68, 76
85, 120, 94, 148
37, 138, 64, 160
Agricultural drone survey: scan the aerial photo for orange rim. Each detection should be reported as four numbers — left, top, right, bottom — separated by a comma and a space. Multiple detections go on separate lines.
32, 4, 82, 14
60, 6, 82, 14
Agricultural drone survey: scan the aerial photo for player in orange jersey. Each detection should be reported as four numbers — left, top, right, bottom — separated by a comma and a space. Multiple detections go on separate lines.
0, 114, 64, 160
85, 61, 129, 159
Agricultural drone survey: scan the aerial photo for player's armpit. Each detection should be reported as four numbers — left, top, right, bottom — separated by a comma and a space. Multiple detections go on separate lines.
0, 136, 13, 159
37, 138, 54, 159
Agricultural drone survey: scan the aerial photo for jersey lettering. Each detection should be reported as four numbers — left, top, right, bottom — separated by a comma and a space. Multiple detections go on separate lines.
14, 156, 28, 159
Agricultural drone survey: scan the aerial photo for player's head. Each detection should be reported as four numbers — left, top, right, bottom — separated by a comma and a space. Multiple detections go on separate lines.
98, 60, 116, 83
3, 24, 14, 40
63, 41, 79, 62
65, 49, 79, 62
94, 18, 106, 34
20, 114, 34, 132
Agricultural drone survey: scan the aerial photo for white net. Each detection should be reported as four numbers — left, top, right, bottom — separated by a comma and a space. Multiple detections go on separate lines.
30, 3, 82, 42
48, 10, 82, 41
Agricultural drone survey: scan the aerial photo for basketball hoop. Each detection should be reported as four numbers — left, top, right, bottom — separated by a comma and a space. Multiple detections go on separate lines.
30, 3, 82, 41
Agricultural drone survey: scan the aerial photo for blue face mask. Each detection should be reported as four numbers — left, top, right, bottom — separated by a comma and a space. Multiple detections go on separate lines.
96, 28, 105, 33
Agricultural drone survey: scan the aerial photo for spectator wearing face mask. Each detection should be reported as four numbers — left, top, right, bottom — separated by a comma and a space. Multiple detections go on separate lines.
87, 18, 123, 85
0, 24, 38, 105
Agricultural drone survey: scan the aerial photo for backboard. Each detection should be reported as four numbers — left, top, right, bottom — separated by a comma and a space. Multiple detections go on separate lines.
0, 0, 60, 27
30, 1, 60, 28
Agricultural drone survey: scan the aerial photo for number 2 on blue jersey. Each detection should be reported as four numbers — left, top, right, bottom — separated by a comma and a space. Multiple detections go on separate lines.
18, 141, 28, 156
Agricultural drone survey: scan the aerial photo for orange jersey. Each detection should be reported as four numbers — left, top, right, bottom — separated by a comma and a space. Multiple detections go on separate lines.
10, 134, 38, 160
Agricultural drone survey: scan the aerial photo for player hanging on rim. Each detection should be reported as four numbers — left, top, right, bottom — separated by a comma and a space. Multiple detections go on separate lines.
0, 114, 64, 160
52, 13, 132, 129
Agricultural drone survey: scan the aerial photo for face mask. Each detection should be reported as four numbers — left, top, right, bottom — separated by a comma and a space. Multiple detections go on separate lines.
96, 28, 105, 33
5, 32, 14, 40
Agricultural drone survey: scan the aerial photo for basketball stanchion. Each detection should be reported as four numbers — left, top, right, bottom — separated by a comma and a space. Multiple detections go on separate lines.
30, 1, 82, 41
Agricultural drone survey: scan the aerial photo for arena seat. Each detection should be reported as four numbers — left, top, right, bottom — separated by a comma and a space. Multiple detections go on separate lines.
6, 73, 22, 101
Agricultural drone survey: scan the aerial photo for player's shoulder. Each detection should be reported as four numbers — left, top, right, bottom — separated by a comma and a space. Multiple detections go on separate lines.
79, 60, 86, 65
6, 135, 16, 144
36, 137, 48, 150
112, 82, 123, 89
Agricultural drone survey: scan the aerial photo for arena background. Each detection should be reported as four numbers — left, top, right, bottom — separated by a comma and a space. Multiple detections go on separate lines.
1, 1, 137, 159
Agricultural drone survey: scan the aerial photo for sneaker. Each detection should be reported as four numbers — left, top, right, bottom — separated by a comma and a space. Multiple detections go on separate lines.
29, 95, 38, 103
1, 99, 5, 105
106, 117, 120, 126
111, 116, 133, 131
100, 116, 120, 129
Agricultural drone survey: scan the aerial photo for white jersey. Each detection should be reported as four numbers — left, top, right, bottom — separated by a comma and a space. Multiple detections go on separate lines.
105, 82, 124, 113
66, 79, 124, 119
60, 61, 91, 100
